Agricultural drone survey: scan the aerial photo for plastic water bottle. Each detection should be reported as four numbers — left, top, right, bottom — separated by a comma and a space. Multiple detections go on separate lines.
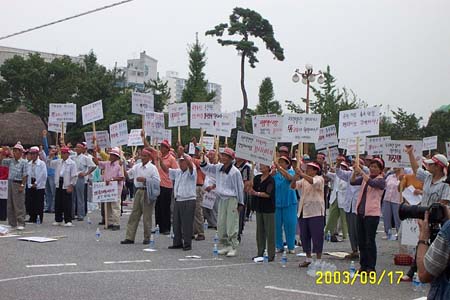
213, 244, 219, 260
149, 235, 155, 248
326, 230, 331, 242
203, 220, 208, 231
281, 250, 287, 268
36, 215, 41, 225
349, 261, 356, 278
412, 272, 420, 292
263, 249, 269, 264
213, 231, 219, 244
87, 216, 92, 227
95, 228, 101, 241
155, 224, 160, 237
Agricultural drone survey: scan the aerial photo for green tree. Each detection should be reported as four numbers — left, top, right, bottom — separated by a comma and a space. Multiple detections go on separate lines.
255, 77, 282, 115
423, 110, 450, 153
145, 76, 171, 113
206, 7, 285, 131
389, 108, 423, 140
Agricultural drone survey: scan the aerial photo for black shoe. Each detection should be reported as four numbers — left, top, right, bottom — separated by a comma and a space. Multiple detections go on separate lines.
269, 256, 275, 262
151, 230, 156, 234
183, 245, 192, 251
107, 224, 114, 229
143, 240, 150, 245
168, 245, 183, 249
111, 225, 120, 231
98, 221, 105, 225
161, 231, 170, 236
120, 239, 134, 244
77, 217, 84, 221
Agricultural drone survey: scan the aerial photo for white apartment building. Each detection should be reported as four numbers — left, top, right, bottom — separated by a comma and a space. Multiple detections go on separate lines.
162, 71, 222, 110
117, 51, 157, 90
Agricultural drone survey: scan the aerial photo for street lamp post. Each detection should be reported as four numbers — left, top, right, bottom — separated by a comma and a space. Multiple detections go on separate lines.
291, 64, 324, 155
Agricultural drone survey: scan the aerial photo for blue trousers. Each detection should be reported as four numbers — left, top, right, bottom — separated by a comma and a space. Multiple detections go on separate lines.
45, 176, 55, 212
275, 203, 297, 250
72, 177, 86, 218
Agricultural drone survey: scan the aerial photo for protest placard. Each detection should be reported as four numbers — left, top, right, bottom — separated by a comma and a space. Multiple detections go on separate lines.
92, 181, 119, 203
201, 136, 215, 150
281, 114, 321, 143
188, 142, 196, 155
252, 114, 284, 142
47, 117, 66, 133
422, 136, 438, 151
0, 180, 7, 199
128, 129, 144, 146
190, 102, 218, 129
383, 140, 423, 168
207, 112, 235, 137
328, 146, 340, 163
81, 100, 103, 125
132, 92, 154, 115
109, 120, 128, 147
401, 219, 419, 246
84, 131, 110, 149
338, 139, 348, 150
202, 191, 216, 210
168, 103, 188, 127
338, 107, 380, 139
346, 138, 366, 156
144, 111, 165, 140
446, 142, 450, 160
366, 136, 391, 155
235, 131, 276, 166
49, 103, 76, 123
315, 125, 338, 150
151, 129, 172, 146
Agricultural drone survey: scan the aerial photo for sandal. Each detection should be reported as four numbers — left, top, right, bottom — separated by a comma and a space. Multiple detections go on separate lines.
299, 261, 311, 268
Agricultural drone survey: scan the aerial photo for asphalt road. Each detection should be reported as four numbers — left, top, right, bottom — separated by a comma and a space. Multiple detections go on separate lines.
0, 208, 427, 300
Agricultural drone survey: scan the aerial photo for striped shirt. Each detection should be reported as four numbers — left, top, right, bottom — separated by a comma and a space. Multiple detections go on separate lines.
424, 220, 450, 277
416, 168, 450, 207
2, 158, 28, 181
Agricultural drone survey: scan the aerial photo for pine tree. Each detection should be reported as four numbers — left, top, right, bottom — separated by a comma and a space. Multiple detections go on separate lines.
255, 77, 282, 115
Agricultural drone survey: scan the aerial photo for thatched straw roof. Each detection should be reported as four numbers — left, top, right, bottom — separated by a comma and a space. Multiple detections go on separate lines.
0, 106, 47, 147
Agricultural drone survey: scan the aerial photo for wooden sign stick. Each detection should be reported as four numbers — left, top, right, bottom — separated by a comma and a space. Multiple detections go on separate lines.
356, 136, 360, 168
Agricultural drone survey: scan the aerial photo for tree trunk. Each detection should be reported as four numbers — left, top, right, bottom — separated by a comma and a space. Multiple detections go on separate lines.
240, 53, 248, 132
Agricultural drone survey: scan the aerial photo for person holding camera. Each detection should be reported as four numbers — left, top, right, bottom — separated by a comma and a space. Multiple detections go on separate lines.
402, 147, 450, 282
417, 208, 450, 299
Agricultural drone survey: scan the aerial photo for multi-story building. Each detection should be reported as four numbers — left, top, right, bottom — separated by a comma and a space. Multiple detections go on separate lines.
116, 51, 157, 90
162, 71, 222, 110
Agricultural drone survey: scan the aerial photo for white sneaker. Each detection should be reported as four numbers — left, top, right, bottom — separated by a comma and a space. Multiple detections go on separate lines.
63, 222, 73, 227
52, 222, 62, 226
17, 226, 25, 231
226, 248, 237, 257
288, 249, 296, 254
218, 246, 232, 255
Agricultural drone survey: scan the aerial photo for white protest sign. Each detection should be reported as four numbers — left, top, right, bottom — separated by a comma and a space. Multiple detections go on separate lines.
338, 139, 348, 150
168, 103, 188, 127
81, 100, 103, 125
188, 142, 196, 155
207, 112, 235, 137
109, 120, 128, 147
201, 136, 215, 150
84, 131, 110, 149
47, 118, 66, 134
315, 125, 338, 150
282, 114, 321, 143
202, 191, 216, 210
252, 114, 284, 142
383, 140, 423, 168
151, 129, 172, 146
446, 142, 450, 160
422, 136, 438, 151
338, 107, 380, 139
401, 219, 419, 246
235, 131, 276, 166
0, 180, 7, 199
128, 129, 144, 146
328, 146, 340, 163
92, 181, 119, 203
132, 92, 154, 115
49, 103, 76, 123
190, 102, 218, 129
366, 136, 391, 156
144, 111, 165, 140
346, 138, 366, 156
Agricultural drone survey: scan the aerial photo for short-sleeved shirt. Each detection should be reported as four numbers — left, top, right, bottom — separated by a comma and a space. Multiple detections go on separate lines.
193, 158, 205, 186
273, 169, 297, 208
98, 160, 124, 194
2, 158, 27, 181
0, 166, 9, 180
384, 174, 401, 203
400, 174, 424, 191
157, 154, 178, 188
295, 175, 325, 218
424, 220, 450, 278
253, 174, 275, 214
169, 168, 197, 201
416, 168, 450, 207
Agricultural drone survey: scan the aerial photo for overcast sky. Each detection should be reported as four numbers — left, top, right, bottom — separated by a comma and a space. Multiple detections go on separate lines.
1, 0, 449, 124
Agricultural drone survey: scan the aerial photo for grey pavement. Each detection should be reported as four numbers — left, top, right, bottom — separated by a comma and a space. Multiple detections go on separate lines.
0, 207, 427, 300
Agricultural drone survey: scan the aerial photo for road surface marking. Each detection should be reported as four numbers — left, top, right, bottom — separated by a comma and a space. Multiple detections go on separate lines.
26, 263, 77, 268
265, 286, 346, 299
104, 260, 151, 264
178, 258, 223, 261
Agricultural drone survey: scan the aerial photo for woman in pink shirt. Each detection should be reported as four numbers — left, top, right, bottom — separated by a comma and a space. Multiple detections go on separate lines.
382, 168, 403, 238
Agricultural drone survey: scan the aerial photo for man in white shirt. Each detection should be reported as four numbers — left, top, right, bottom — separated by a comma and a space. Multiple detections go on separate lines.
72, 143, 96, 221
27, 146, 47, 223
51, 147, 78, 227
168, 153, 197, 251
200, 148, 244, 257
121, 148, 160, 245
